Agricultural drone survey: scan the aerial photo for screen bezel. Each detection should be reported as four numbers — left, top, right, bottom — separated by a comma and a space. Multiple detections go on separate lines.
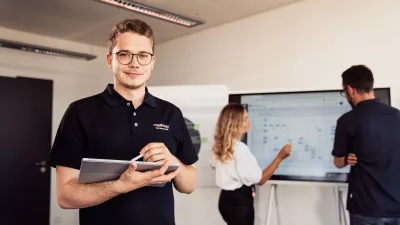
228, 87, 391, 183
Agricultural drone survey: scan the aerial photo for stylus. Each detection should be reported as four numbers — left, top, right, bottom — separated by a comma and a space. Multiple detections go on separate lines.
291, 136, 302, 143
131, 154, 143, 161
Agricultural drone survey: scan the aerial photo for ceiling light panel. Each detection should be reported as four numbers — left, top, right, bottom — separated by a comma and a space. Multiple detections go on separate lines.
96, 0, 203, 27
0, 39, 97, 61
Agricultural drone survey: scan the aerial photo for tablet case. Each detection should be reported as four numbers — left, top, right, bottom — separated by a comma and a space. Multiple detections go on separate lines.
78, 158, 179, 187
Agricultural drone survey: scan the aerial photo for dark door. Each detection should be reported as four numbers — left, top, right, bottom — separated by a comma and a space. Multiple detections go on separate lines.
0, 76, 53, 224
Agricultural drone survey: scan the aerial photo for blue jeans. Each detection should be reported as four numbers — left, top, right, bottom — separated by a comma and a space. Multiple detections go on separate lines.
350, 214, 400, 225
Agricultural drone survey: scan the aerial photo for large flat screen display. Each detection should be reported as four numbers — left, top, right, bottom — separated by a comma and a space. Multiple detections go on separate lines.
229, 88, 391, 183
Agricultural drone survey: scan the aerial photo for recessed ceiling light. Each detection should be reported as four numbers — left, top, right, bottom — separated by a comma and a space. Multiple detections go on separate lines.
0, 39, 97, 61
96, 0, 203, 28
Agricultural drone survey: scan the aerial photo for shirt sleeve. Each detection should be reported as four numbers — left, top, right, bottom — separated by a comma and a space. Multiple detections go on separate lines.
175, 109, 199, 166
48, 104, 86, 170
331, 115, 351, 158
234, 142, 262, 185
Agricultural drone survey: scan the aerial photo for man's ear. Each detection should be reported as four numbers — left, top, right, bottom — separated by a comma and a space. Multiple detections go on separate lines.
346, 85, 355, 96
106, 54, 112, 68
151, 55, 156, 70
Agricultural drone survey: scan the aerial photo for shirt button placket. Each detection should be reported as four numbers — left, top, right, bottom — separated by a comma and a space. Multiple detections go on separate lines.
133, 111, 138, 127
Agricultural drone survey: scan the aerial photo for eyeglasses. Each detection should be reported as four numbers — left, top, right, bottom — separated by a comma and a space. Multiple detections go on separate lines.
340, 90, 346, 97
113, 51, 154, 66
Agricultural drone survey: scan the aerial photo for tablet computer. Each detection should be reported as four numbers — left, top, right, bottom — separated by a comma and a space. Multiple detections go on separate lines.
78, 158, 179, 187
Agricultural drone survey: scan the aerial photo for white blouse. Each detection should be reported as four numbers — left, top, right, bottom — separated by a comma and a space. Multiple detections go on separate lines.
211, 140, 262, 190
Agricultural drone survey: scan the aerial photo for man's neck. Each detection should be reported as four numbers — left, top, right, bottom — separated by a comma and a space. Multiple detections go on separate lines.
114, 83, 146, 109
355, 92, 375, 105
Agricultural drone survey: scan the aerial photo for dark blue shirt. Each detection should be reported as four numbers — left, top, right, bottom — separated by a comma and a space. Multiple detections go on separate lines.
48, 84, 198, 225
332, 99, 400, 217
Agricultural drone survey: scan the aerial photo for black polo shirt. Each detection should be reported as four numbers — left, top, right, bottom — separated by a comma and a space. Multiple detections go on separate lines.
48, 84, 198, 225
332, 99, 400, 217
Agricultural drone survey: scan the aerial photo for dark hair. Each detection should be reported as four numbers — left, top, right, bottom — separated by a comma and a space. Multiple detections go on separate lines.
108, 19, 155, 55
342, 65, 374, 93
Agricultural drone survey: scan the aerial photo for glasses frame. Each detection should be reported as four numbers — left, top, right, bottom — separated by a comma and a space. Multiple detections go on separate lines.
113, 51, 154, 66
340, 86, 348, 97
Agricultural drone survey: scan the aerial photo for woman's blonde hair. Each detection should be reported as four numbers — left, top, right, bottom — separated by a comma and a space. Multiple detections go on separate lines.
213, 103, 246, 163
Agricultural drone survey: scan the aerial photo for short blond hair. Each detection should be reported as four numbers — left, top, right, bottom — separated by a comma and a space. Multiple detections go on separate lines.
108, 19, 155, 55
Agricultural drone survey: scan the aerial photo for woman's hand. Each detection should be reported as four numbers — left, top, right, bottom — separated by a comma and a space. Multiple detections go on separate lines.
277, 143, 292, 160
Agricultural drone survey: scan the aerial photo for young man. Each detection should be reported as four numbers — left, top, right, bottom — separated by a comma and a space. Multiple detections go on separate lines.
332, 65, 400, 225
48, 19, 198, 225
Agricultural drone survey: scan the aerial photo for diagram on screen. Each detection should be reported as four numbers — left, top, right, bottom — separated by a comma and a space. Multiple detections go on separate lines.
242, 92, 352, 177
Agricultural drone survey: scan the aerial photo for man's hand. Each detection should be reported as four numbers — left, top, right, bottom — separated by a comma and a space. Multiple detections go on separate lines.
55, 161, 179, 209
347, 153, 357, 166
140, 142, 197, 193
115, 160, 180, 194
140, 142, 178, 164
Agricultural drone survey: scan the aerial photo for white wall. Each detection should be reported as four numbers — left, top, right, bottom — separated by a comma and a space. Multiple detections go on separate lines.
3, 0, 400, 224
151, 0, 400, 225
0, 26, 112, 225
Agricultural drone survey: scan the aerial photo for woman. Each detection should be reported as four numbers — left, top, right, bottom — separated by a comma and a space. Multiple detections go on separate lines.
212, 103, 292, 225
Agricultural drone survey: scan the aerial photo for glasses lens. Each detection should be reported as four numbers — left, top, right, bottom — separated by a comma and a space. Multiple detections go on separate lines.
137, 52, 152, 65
117, 52, 132, 65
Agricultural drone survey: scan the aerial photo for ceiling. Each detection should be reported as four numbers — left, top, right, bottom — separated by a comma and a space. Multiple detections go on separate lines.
0, 0, 303, 48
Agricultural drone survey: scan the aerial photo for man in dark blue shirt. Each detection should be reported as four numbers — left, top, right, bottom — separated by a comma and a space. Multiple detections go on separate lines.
48, 19, 198, 225
332, 65, 400, 225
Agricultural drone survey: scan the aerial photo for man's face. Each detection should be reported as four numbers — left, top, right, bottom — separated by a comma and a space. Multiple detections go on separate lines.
343, 85, 356, 109
107, 32, 155, 89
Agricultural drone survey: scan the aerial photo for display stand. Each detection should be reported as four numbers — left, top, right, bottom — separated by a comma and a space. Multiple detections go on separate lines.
265, 184, 280, 225
264, 181, 348, 225
334, 186, 348, 225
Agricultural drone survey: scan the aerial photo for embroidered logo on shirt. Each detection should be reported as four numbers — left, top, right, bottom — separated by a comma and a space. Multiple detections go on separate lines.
153, 123, 169, 131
